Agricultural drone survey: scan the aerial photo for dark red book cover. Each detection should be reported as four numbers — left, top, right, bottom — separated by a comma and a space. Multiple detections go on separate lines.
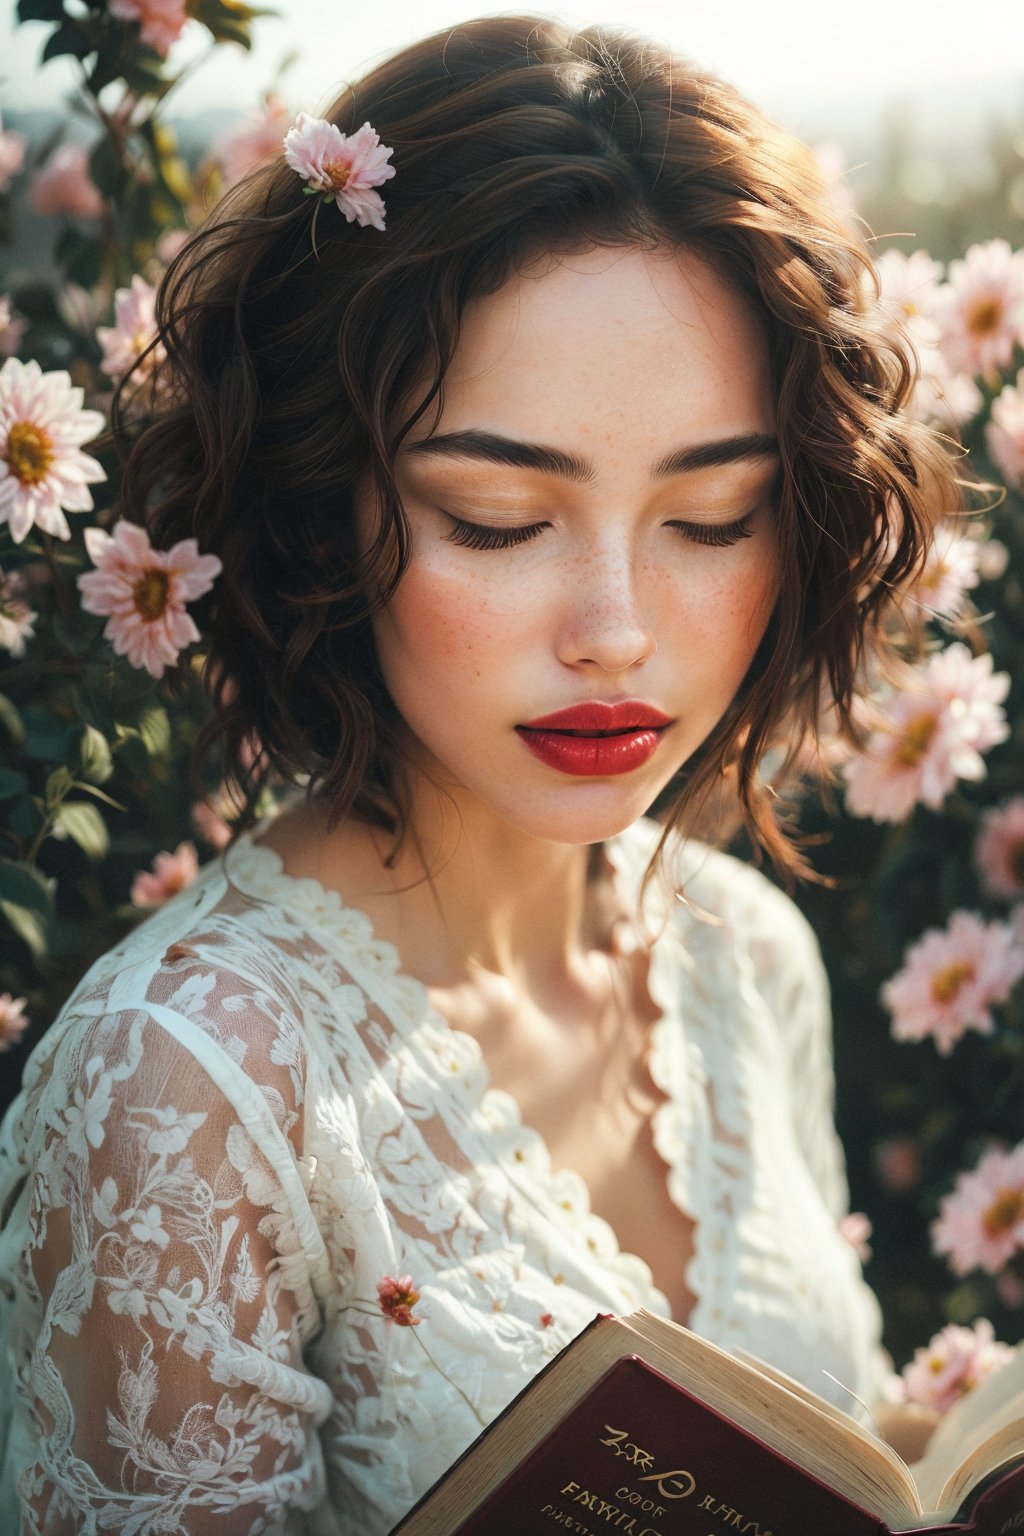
445, 1355, 889, 1536
390, 1323, 1024, 1536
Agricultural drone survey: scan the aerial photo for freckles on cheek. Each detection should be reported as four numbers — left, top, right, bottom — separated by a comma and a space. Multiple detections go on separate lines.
386, 566, 499, 674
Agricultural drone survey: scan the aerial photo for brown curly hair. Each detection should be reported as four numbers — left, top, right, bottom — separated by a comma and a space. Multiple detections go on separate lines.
117, 13, 958, 875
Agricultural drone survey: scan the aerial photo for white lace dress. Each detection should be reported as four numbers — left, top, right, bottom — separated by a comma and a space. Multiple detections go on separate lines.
0, 815, 886, 1535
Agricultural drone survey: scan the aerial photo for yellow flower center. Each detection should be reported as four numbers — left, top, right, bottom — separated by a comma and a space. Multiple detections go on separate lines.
323, 158, 352, 189
966, 296, 1003, 338
930, 960, 975, 1004
893, 712, 938, 768
982, 1187, 1024, 1238
132, 569, 170, 622
6, 420, 54, 486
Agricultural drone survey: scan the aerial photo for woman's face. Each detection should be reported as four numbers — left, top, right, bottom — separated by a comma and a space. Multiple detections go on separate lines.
359, 244, 780, 846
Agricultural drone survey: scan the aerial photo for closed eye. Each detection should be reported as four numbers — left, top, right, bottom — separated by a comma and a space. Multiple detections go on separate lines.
442, 515, 548, 550
667, 515, 755, 547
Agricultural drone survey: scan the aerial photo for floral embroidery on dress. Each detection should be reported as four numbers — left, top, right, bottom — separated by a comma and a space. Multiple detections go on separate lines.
0, 816, 885, 1534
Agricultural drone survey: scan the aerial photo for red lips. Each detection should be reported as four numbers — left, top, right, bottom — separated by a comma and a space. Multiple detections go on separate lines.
519, 701, 672, 733
516, 700, 672, 777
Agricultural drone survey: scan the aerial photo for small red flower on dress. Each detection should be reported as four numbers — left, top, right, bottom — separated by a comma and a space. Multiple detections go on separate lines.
539, 1312, 554, 1329
377, 1273, 423, 1326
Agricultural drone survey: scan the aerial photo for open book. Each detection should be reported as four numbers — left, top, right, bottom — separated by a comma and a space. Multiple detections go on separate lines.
390, 1309, 1024, 1536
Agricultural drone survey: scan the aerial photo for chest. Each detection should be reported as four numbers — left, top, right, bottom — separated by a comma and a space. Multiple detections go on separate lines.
428, 971, 698, 1324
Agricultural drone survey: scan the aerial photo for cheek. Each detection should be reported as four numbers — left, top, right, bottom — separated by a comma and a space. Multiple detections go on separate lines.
372, 559, 511, 690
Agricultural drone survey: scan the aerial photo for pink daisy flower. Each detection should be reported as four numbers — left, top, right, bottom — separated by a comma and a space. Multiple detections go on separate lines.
986, 369, 1024, 489
30, 143, 103, 221
0, 357, 106, 544
0, 120, 27, 194
212, 94, 293, 188
130, 840, 199, 907
0, 992, 29, 1052
107, 0, 189, 57
975, 797, 1024, 901
909, 522, 980, 624
377, 1273, 423, 1326
78, 520, 221, 678
881, 909, 1024, 1055
932, 239, 1024, 379
283, 113, 396, 231
96, 274, 165, 387
932, 1143, 1024, 1275
843, 644, 1010, 824
0, 566, 37, 657
0, 296, 27, 359
898, 1320, 1014, 1415
876, 248, 944, 341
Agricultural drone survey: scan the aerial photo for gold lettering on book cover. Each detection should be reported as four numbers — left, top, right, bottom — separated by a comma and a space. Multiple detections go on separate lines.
600, 1427, 656, 1472
697, 1493, 773, 1536
598, 1426, 697, 1501
559, 1480, 640, 1529
1001, 1512, 1024, 1534
616, 1485, 667, 1516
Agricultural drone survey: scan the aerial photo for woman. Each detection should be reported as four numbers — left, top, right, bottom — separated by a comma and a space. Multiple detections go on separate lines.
0, 15, 953, 1532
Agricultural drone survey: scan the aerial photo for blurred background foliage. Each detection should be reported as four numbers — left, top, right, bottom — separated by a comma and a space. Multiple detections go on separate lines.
0, 0, 1023, 1382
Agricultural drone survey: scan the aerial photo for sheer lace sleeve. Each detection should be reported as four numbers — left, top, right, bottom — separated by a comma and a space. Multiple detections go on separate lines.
9, 951, 334, 1534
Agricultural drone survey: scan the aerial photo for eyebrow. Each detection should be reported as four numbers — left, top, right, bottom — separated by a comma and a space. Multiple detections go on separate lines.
401, 428, 779, 482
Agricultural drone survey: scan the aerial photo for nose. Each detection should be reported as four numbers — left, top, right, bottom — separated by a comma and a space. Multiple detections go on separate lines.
556, 540, 657, 674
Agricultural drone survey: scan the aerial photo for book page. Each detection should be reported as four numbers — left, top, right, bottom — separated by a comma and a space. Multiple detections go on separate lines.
623, 1310, 923, 1521
909, 1347, 1024, 1512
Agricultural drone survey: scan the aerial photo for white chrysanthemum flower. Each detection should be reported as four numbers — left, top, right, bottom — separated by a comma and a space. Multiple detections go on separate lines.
0, 358, 105, 542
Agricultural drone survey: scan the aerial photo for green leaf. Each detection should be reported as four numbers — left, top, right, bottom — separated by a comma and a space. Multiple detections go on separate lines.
54, 800, 109, 860
0, 693, 27, 746
0, 857, 55, 920
53, 613, 102, 656
77, 724, 114, 785
88, 136, 123, 200
0, 769, 29, 802
16, 0, 65, 21
0, 900, 48, 959
45, 765, 74, 806
22, 708, 77, 763
42, 19, 94, 62
68, 780, 127, 813
139, 706, 171, 758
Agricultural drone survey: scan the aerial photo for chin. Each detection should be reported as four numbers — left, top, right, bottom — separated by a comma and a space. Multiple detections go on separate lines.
496, 781, 667, 848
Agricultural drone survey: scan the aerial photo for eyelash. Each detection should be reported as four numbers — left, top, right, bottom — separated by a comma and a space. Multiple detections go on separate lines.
442, 513, 756, 551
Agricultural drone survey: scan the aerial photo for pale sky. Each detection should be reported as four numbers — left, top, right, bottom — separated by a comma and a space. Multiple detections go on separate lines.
3, 0, 1023, 140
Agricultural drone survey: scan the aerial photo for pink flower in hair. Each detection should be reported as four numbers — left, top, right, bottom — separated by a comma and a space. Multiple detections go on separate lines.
283, 112, 395, 231
77, 519, 221, 678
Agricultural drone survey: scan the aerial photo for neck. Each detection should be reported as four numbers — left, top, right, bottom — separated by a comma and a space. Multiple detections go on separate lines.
297, 771, 627, 994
